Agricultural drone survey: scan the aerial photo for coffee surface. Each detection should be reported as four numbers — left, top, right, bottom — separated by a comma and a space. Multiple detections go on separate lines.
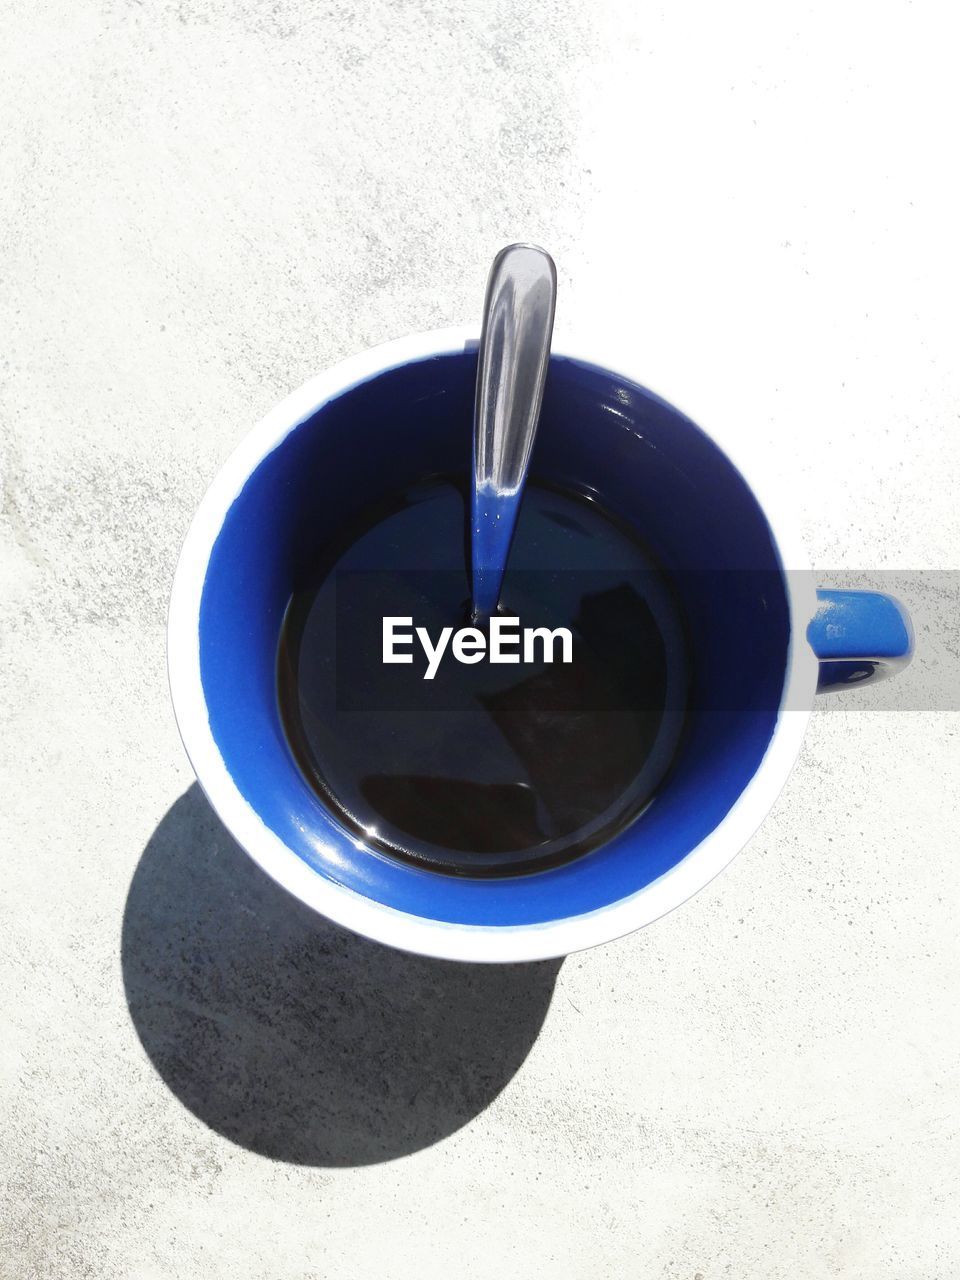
278, 478, 689, 876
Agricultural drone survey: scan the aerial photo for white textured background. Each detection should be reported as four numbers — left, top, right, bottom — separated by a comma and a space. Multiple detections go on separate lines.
1, 2, 958, 1277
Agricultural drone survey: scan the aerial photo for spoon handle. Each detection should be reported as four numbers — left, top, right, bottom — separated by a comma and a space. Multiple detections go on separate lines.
471, 243, 557, 620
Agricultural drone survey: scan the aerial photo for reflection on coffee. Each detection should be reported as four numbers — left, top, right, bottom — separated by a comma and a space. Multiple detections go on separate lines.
277, 478, 690, 877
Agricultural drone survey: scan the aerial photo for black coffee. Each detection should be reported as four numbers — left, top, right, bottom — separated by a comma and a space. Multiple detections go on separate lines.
277, 478, 689, 876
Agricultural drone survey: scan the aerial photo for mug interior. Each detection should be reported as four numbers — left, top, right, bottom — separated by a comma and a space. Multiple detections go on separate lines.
197, 350, 789, 926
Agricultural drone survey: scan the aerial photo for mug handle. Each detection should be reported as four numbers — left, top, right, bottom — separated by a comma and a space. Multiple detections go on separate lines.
807, 589, 914, 693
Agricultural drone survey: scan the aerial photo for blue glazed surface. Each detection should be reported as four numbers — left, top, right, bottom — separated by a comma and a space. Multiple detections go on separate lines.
809, 588, 914, 691
198, 353, 789, 926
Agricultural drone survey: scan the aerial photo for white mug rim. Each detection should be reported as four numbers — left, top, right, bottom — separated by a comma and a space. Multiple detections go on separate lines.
167, 327, 819, 963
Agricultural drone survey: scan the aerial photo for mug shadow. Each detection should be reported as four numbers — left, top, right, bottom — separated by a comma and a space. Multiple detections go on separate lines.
121, 784, 562, 1166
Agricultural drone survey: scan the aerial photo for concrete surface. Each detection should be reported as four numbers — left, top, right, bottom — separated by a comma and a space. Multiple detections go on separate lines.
2, 1, 958, 1276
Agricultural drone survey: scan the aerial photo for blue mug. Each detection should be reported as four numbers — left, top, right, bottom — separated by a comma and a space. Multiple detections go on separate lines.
168, 330, 913, 961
